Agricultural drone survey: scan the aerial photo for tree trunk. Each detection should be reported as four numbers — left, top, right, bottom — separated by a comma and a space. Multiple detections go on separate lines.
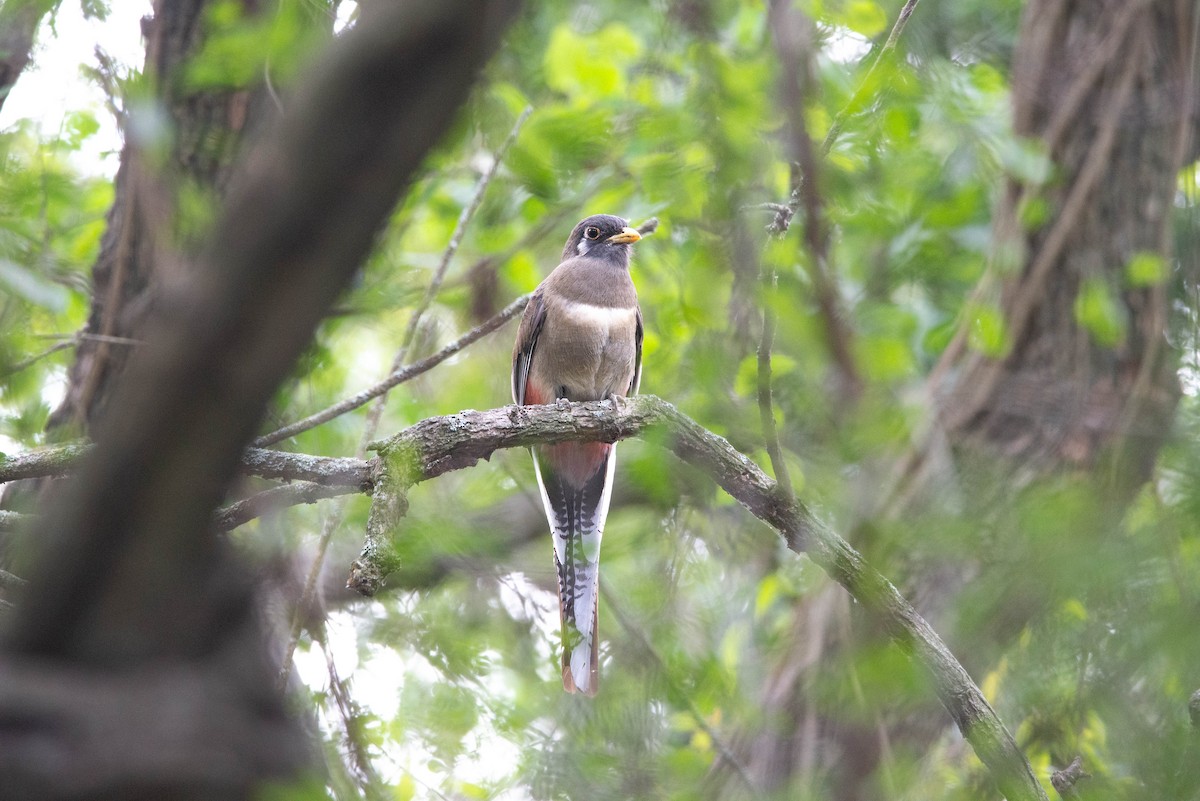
0, 1, 520, 798
47, 0, 264, 434
0, 0, 58, 115
938, 0, 1188, 493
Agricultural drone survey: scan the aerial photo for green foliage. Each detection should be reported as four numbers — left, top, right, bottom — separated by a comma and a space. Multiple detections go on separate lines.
1074, 278, 1127, 347
0, 121, 109, 448
185, 0, 326, 89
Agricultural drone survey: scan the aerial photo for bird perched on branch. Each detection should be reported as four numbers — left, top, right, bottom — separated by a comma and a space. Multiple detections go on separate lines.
511, 214, 643, 695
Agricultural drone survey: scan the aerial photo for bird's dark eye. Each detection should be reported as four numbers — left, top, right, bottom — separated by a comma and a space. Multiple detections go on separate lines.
584, 226, 601, 240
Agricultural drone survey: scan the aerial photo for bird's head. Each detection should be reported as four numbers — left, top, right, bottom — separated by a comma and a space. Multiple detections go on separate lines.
562, 214, 641, 265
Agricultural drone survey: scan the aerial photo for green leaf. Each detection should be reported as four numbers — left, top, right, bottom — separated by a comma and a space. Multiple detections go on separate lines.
1126, 251, 1168, 286
543, 23, 643, 100
967, 302, 1010, 357
1074, 278, 1127, 346
856, 334, 914, 381
843, 0, 888, 38
64, 111, 100, 149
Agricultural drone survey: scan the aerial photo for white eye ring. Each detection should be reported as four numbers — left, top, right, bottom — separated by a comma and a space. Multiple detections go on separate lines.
584, 226, 601, 240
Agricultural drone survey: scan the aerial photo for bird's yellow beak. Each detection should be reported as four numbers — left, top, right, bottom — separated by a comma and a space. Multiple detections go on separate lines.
607, 227, 641, 244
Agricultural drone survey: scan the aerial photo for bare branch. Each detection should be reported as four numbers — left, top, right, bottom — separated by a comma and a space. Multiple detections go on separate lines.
362, 105, 532, 446
769, 0, 862, 402
756, 264, 795, 499
0, 440, 92, 484
346, 394, 1044, 801
1, 338, 76, 378
0, 441, 370, 489
1050, 756, 1088, 800
216, 482, 361, 531
821, 0, 921, 155
238, 448, 372, 487
0, 0, 58, 115
254, 292, 531, 447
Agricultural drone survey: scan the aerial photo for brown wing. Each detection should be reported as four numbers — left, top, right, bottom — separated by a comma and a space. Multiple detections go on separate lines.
629, 305, 643, 395
511, 287, 547, 404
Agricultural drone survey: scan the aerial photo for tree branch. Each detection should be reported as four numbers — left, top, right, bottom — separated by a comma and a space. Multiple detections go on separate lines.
769, 0, 862, 402
757, 263, 795, 498
0, 442, 371, 489
0, 0, 58, 115
821, 0, 921, 155
347, 395, 1043, 800
1050, 755, 1087, 800
215, 482, 362, 532
254, 292, 531, 447
2, 5, 520, 793
0, 387, 1048, 800
0, 440, 92, 483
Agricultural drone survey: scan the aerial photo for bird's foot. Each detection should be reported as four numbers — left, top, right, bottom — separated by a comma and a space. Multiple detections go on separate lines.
607, 394, 628, 415
555, 396, 571, 410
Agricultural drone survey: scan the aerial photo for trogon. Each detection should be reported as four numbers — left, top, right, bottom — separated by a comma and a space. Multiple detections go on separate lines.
511, 214, 643, 695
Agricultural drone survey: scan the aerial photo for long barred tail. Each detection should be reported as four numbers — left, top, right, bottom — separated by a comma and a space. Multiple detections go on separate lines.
533, 443, 616, 696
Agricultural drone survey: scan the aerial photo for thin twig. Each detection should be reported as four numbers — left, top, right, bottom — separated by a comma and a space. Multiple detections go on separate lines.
277, 106, 532, 688
770, 0, 862, 402
0, 441, 370, 487
77, 333, 142, 346
215, 482, 360, 531
361, 104, 532, 449
1050, 755, 1088, 799
821, 0, 921, 155
756, 264, 794, 499
255, 293, 530, 447
2, 339, 76, 377
318, 631, 389, 801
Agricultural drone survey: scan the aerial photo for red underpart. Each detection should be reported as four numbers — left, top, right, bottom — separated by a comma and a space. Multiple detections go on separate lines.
543, 440, 611, 488
523, 381, 611, 487
523, 382, 550, 406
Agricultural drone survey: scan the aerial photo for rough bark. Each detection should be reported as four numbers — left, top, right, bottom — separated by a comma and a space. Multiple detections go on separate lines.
0, 1, 519, 798
938, 0, 1190, 489
0, 0, 57, 115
